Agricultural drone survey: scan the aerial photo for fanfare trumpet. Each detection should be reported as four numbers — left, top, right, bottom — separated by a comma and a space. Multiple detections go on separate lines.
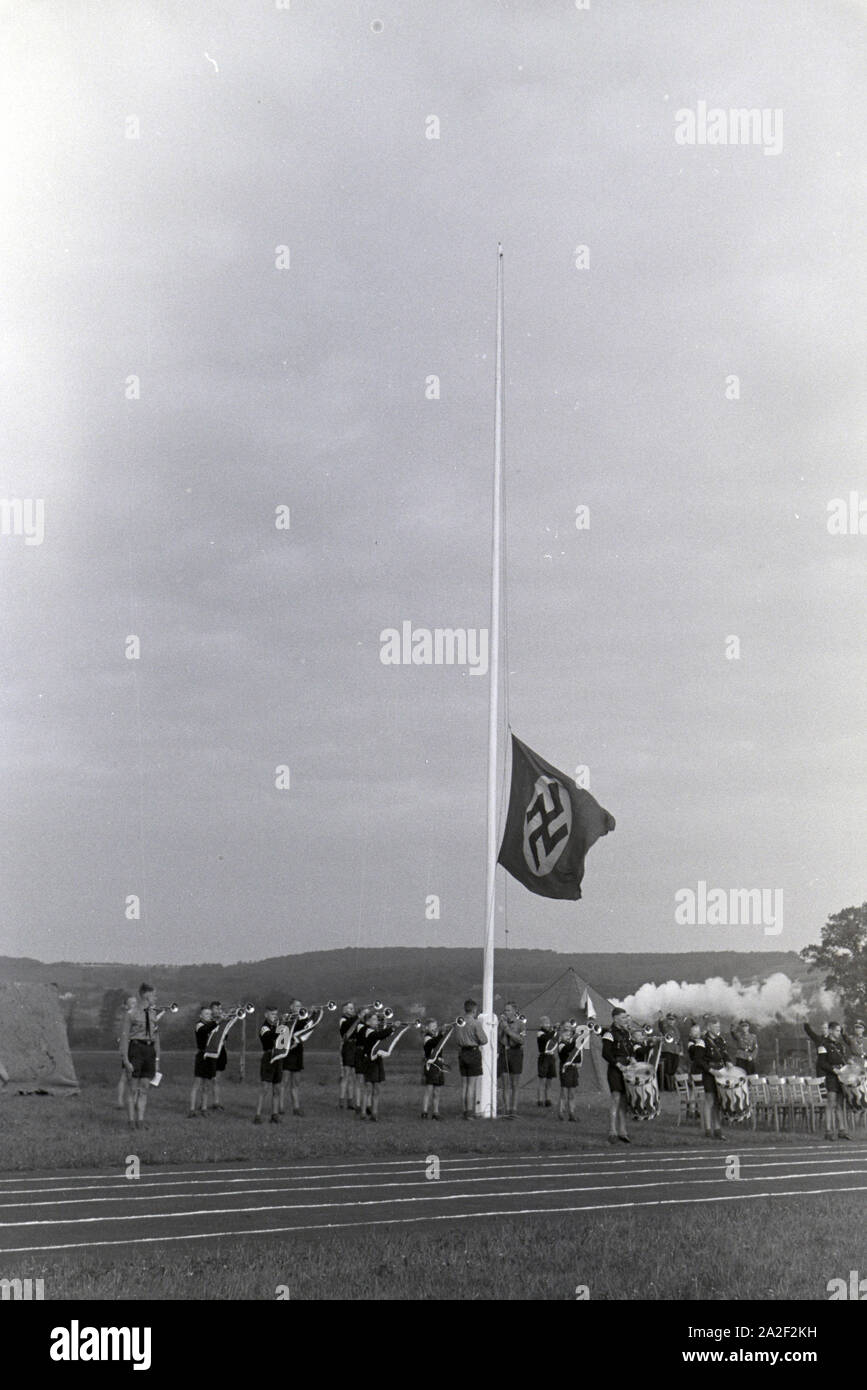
203, 1004, 253, 1058
152, 1002, 179, 1021
369, 1014, 412, 1060
220, 1003, 255, 1020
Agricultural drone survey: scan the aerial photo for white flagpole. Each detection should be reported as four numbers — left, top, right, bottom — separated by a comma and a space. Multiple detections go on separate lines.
479, 244, 505, 1119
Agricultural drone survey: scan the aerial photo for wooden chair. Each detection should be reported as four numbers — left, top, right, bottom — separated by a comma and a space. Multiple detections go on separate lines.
783, 1076, 809, 1131
805, 1077, 826, 1133
764, 1077, 786, 1132
747, 1075, 769, 1130
674, 1073, 698, 1126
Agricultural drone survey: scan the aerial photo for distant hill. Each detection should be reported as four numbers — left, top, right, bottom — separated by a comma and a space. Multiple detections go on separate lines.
0, 948, 813, 1047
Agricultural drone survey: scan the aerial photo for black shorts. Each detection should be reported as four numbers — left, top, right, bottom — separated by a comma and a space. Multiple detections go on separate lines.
661, 1052, 679, 1076
823, 1072, 841, 1095
341, 1040, 356, 1067
498, 1046, 523, 1076
216, 1046, 228, 1073
128, 1039, 156, 1080
423, 1064, 445, 1088
354, 1046, 367, 1075
735, 1058, 757, 1076
560, 1065, 580, 1089
364, 1058, 385, 1085
537, 1053, 557, 1080
459, 1046, 482, 1078
283, 1047, 303, 1074
260, 1053, 283, 1085
194, 1052, 217, 1080
701, 1073, 719, 1095
607, 1063, 625, 1095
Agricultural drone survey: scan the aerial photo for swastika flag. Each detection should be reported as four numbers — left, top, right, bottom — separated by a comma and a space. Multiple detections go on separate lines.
497, 734, 615, 900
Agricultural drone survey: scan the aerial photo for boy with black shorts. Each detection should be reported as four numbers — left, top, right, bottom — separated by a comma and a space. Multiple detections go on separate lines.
189, 1006, 216, 1117
536, 1014, 557, 1107
120, 983, 160, 1130
209, 1001, 229, 1109
497, 1001, 525, 1117
454, 1000, 487, 1119
421, 1018, 448, 1119
339, 1002, 359, 1110
254, 1007, 283, 1124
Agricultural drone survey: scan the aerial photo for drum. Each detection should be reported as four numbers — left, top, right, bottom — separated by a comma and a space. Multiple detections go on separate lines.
622, 1060, 659, 1120
838, 1062, 867, 1111
714, 1065, 751, 1122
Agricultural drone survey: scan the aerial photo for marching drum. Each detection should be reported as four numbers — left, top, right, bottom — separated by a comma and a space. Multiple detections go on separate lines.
838, 1062, 867, 1112
714, 1064, 751, 1122
622, 1060, 660, 1120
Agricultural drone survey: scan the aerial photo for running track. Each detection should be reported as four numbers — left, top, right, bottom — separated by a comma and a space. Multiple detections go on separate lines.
1, 1141, 865, 1255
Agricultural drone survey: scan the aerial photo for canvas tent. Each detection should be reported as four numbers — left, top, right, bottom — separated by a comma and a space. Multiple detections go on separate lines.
0, 980, 79, 1096
514, 966, 615, 1093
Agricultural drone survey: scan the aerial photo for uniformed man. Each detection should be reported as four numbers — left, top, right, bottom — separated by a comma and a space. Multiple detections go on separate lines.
844, 1019, 867, 1063
692, 1015, 729, 1139
656, 1013, 682, 1091
731, 1018, 759, 1075
119, 983, 161, 1130
816, 1020, 852, 1141
602, 1007, 639, 1144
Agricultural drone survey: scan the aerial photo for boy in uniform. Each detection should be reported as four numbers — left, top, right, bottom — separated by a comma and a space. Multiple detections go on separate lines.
209, 1001, 229, 1110
454, 999, 488, 1119
497, 1001, 525, 1118
339, 1002, 360, 1110
536, 1015, 558, 1107
189, 1006, 216, 1117
120, 983, 161, 1130
557, 1021, 582, 1121
254, 1007, 283, 1125
421, 1018, 448, 1120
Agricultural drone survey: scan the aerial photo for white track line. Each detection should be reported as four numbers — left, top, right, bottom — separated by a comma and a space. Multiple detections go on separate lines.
2, 1182, 865, 1255
0, 1154, 862, 1210
2, 1139, 861, 1186
1, 1166, 864, 1231
1, 1140, 859, 1192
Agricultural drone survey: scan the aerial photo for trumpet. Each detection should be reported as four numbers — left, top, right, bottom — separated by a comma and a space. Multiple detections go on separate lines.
213, 1003, 255, 1020
152, 1002, 179, 1020
284, 1001, 336, 1023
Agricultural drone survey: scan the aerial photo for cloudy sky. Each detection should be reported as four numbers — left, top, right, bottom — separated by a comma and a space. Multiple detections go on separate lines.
1, 1, 864, 966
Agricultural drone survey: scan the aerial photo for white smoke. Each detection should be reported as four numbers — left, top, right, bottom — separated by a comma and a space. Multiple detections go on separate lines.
615, 973, 838, 1028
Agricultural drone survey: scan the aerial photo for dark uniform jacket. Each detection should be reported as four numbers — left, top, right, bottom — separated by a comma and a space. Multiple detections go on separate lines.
602, 1024, 640, 1068
816, 1035, 847, 1078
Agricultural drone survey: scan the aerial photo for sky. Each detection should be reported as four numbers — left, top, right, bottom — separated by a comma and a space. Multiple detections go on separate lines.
0, 0, 864, 966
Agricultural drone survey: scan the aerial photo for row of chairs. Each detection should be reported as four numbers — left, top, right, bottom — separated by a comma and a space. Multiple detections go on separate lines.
674, 1073, 867, 1133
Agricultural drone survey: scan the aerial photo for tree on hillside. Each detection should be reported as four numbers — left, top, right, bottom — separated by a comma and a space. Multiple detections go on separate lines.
800, 903, 867, 1020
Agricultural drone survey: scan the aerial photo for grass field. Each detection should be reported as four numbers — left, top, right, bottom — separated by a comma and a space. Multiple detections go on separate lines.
0, 1049, 851, 1172
0, 1198, 862, 1301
